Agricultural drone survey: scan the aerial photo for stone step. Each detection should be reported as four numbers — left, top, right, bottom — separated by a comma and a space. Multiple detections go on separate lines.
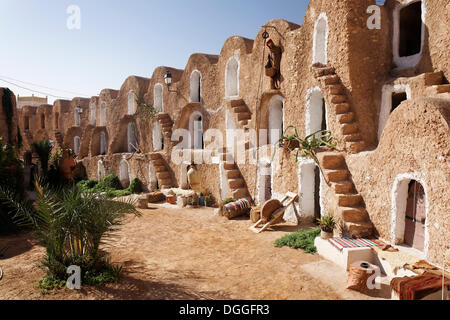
347, 140, 366, 153
337, 112, 355, 124
424, 71, 443, 86
344, 133, 362, 142
237, 112, 252, 121
345, 221, 373, 238
226, 169, 241, 179
334, 181, 355, 194
160, 185, 172, 190
157, 171, 170, 179
335, 103, 350, 114
323, 75, 340, 85
229, 178, 245, 189
319, 153, 345, 170
313, 66, 336, 78
328, 84, 345, 95
232, 188, 249, 200
233, 106, 248, 113
436, 84, 450, 93
224, 163, 236, 170
341, 123, 360, 135
340, 207, 369, 223
149, 153, 162, 160
152, 159, 165, 166
230, 99, 245, 108
326, 169, 349, 183
338, 194, 363, 207
159, 178, 172, 186
154, 165, 167, 173
331, 95, 347, 104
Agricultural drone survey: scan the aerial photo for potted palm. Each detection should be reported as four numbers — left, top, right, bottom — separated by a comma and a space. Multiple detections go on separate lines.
317, 214, 336, 239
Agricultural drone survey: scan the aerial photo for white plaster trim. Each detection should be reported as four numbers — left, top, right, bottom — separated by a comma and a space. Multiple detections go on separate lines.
90, 102, 97, 126
390, 172, 429, 260
268, 95, 284, 145
119, 158, 130, 186
100, 102, 107, 127
127, 90, 136, 115
225, 54, 240, 99
256, 158, 272, 205
189, 70, 202, 103
312, 12, 328, 65
305, 86, 328, 137
189, 111, 204, 149
154, 83, 164, 113
392, 0, 427, 70
378, 84, 412, 141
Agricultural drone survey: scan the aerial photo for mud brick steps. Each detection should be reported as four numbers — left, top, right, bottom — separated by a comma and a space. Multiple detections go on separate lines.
312, 66, 366, 154
317, 152, 373, 238
218, 147, 252, 203
229, 99, 253, 150
149, 153, 173, 190
424, 71, 450, 95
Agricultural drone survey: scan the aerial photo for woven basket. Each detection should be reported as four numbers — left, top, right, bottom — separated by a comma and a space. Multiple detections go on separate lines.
265, 67, 277, 77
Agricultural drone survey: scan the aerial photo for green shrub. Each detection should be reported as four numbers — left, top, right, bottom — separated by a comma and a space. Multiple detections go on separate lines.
95, 174, 122, 191
128, 178, 142, 194
77, 179, 98, 191
274, 228, 321, 254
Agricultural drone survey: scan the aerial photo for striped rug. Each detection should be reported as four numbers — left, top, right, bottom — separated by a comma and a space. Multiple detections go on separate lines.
329, 237, 383, 251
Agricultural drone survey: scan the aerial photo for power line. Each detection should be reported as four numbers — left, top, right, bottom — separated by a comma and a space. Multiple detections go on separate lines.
0, 78, 74, 100
0, 75, 91, 97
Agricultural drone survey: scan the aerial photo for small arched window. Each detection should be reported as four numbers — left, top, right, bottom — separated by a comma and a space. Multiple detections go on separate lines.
74, 106, 81, 127
313, 13, 328, 65
225, 56, 239, 97
100, 102, 107, 126
74, 136, 81, 155
190, 70, 201, 103
100, 131, 107, 155
128, 91, 136, 115
268, 95, 284, 145
154, 84, 163, 113
152, 122, 164, 151
90, 102, 97, 126
127, 122, 137, 153
190, 112, 204, 150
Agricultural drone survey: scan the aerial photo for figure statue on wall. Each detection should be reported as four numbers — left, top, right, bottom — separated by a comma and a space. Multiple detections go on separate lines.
265, 38, 282, 90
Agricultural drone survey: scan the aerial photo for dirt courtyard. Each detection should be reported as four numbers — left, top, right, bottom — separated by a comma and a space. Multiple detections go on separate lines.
0, 204, 390, 300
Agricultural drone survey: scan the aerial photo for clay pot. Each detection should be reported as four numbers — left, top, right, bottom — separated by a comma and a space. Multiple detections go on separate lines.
166, 195, 177, 205
265, 67, 277, 77
283, 139, 300, 151
320, 229, 334, 239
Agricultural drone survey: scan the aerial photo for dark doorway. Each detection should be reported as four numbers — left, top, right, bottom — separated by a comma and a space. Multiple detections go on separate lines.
314, 166, 321, 220
399, 1, 422, 57
391, 92, 407, 112
321, 98, 327, 131
404, 180, 426, 251
40, 114, 45, 129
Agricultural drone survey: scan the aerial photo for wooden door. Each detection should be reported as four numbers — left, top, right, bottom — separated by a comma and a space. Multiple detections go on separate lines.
404, 181, 426, 251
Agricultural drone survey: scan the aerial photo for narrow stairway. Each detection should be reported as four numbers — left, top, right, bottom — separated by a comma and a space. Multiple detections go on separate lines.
149, 153, 174, 190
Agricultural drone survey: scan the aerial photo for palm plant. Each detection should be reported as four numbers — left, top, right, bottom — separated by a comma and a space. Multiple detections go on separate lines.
0, 181, 140, 281
32, 139, 53, 176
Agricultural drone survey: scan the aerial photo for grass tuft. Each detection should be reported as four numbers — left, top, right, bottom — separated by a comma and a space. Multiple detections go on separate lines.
274, 228, 321, 254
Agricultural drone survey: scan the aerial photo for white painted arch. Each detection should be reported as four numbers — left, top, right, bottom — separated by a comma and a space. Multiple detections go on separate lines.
100, 102, 107, 126
305, 86, 328, 137
154, 83, 164, 113
119, 158, 130, 188
378, 84, 412, 142
189, 111, 204, 150
152, 121, 163, 151
74, 136, 81, 156
190, 70, 202, 103
312, 12, 328, 65
390, 172, 429, 259
128, 91, 136, 115
268, 95, 284, 145
90, 102, 97, 126
392, 0, 427, 69
225, 55, 240, 98
127, 122, 137, 153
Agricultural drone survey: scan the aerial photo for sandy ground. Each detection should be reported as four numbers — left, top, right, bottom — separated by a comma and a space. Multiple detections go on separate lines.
0, 204, 391, 300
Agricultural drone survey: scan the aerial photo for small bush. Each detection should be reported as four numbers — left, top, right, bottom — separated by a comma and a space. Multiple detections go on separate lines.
77, 179, 98, 191
37, 276, 66, 295
128, 178, 142, 194
274, 228, 321, 254
96, 174, 122, 191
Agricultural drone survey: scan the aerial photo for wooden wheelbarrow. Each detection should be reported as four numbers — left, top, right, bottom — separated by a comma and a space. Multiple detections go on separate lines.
249, 192, 299, 233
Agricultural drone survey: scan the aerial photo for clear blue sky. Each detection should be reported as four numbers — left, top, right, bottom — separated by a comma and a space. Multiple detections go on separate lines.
0, 0, 309, 103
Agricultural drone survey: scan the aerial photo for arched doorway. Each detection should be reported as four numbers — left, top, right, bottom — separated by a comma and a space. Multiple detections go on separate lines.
190, 112, 204, 150
100, 131, 107, 155
306, 87, 327, 137
152, 122, 164, 151
148, 163, 158, 191
313, 13, 328, 65
404, 180, 426, 251
190, 71, 201, 103
90, 102, 96, 125
299, 161, 322, 220
128, 91, 136, 115
127, 122, 137, 153
225, 56, 239, 98
100, 102, 107, 126
74, 136, 81, 156
268, 95, 284, 145
154, 84, 163, 113
119, 159, 130, 188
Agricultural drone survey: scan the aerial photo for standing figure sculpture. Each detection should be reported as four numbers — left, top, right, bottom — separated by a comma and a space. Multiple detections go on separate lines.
265, 38, 282, 90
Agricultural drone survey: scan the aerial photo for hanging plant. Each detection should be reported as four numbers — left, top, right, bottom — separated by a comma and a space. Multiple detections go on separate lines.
271, 125, 337, 185
134, 91, 157, 120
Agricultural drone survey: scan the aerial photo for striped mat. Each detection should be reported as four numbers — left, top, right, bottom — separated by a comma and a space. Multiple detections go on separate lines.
329, 237, 383, 251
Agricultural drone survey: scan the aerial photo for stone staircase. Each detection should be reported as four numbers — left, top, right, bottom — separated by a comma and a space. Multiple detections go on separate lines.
218, 147, 252, 202
228, 99, 253, 150
156, 113, 174, 137
317, 151, 373, 238
312, 66, 366, 154
149, 153, 174, 190
424, 71, 450, 96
